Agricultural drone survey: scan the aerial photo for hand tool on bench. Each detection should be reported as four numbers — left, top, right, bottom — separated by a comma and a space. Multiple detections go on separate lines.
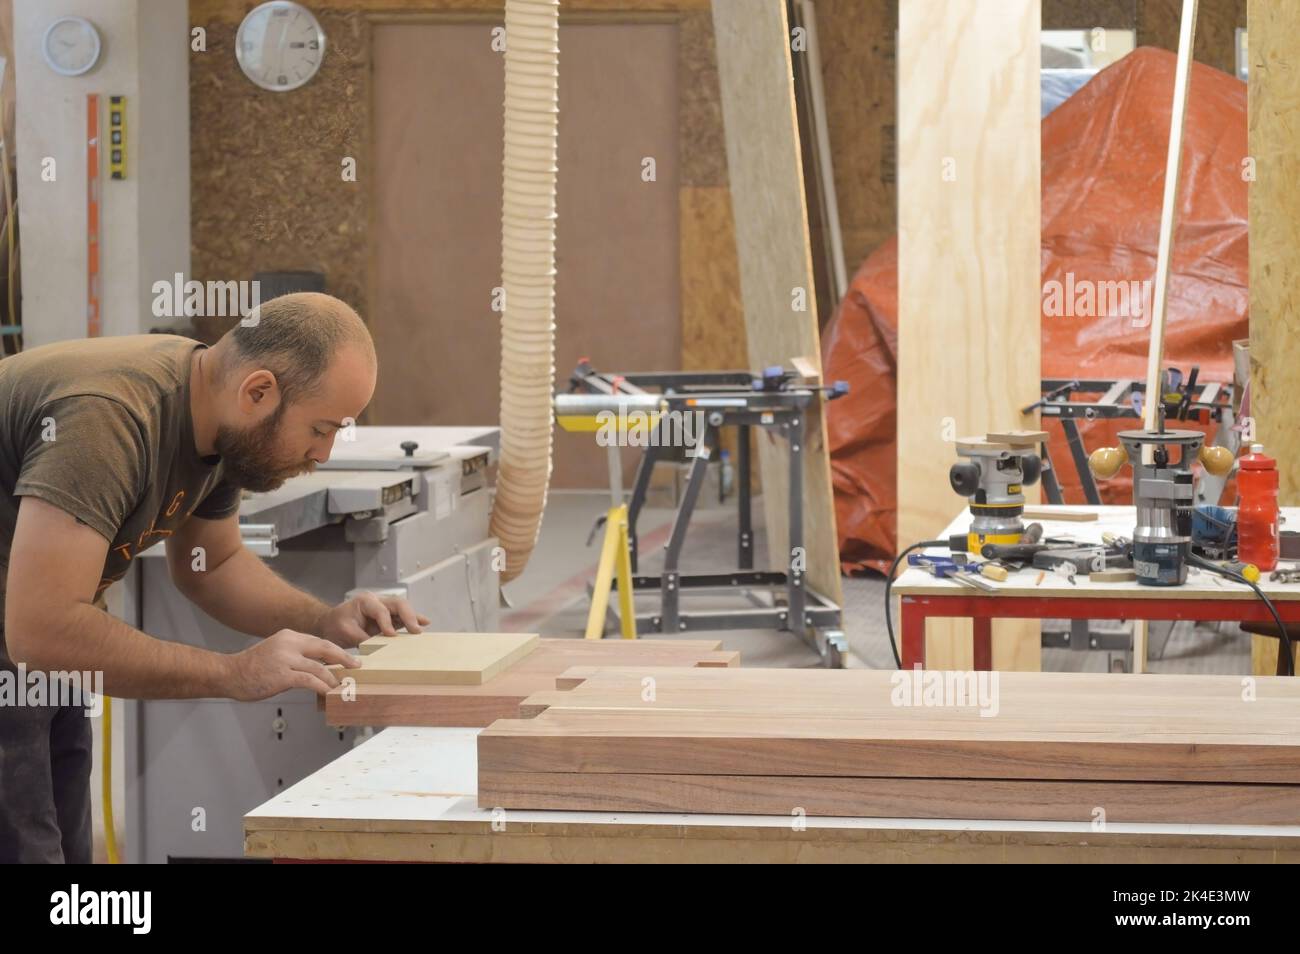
907, 553, 998, 592
1270, 565, 1300, 584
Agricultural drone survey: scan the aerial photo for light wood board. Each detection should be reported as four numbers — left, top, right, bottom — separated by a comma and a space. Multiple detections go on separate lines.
350, 633, 539, 686
1248, 0, 1300, 674
325, 638, 738, 727
895, 0, 1042, 671
1142, 0, 1199, 424
710, 0, 842, 607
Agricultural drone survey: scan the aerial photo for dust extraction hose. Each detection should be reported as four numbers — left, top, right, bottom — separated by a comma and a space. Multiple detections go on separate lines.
489, 0, 559, 583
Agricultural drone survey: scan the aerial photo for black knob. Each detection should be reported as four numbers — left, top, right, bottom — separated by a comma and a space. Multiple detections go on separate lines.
1020, 453, 1041, 487
949, 461, 980, 496
401, 441, 418, 457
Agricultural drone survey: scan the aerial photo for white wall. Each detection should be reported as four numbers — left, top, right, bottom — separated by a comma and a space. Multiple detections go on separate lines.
14, 0, 189, 346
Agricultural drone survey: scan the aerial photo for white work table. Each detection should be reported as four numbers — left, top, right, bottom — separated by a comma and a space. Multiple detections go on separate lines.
892, 505, 1300, 671
244, 726, 1300, 864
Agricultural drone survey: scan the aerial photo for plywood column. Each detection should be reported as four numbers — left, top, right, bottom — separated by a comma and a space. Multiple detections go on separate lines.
897, 0, 1042, 670
1247, 0, 1300, 675
711, 0, 842, 608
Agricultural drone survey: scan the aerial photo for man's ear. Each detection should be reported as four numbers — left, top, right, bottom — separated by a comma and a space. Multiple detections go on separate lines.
241, 370, 278, 408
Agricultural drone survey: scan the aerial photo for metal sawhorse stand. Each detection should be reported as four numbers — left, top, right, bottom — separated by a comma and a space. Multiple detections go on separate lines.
563, 361, 850, 667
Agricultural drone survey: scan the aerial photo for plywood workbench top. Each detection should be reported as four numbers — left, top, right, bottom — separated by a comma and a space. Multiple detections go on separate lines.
244, 726, 1300, 864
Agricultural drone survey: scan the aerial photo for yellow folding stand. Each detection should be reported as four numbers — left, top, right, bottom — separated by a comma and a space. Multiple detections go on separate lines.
555, 397, 663, 639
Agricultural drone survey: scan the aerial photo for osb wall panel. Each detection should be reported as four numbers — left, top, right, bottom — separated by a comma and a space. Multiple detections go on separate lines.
1043, 0, 1246, 75
678, 7, 745, 374
813, 0, 897, 289
190, 1, 741, 375
189, 5, 370, 344
680, 187, 744, 371
1138, 0, 1246, 74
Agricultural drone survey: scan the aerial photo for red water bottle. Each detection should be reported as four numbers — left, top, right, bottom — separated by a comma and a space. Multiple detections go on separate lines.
1237, 444, 1279, 571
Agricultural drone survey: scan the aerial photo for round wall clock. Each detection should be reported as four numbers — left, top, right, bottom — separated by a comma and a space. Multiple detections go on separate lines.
236, 1, 326, 92
42, 16, 102, 77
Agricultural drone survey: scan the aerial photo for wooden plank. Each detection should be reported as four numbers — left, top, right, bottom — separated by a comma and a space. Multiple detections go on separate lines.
1249, 0, 1300, 674
478, 772, 1300, 824
1142, 0, 1199, 425
1135, 0, 1198, 675
539, 665, 1298, 704
1020, 508, 1098, 522
710, 0, 842, 606
478, 668, 1300, 783
324, 639, 738, 727
895, 0, 1042, 671
350, 633, 539, 686
480, 719, 1300, 783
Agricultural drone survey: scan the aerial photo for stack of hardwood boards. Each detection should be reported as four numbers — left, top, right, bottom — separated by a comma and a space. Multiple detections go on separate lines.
478, 668, 1300, 824
322, 634, 738, 728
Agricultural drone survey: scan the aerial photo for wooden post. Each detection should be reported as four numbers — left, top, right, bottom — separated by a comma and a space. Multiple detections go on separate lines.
896, 0, 1042, 670
711, 0, 843, 609
1248, 0, 1300, 675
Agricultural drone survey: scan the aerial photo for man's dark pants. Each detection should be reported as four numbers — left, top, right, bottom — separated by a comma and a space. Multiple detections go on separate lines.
0, 664, 93, 863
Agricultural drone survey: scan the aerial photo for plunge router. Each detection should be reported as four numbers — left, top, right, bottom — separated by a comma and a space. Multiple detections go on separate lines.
948, 431, 1046, 553
1087, 422, 1234, 586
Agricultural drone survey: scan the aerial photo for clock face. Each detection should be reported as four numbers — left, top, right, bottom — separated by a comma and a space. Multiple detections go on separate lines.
42, 17, 101, 77
236, 1, 326, 92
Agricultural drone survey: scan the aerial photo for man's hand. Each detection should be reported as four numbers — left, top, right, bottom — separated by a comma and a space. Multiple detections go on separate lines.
228, 629, 360, 700
313, 593, 431, 648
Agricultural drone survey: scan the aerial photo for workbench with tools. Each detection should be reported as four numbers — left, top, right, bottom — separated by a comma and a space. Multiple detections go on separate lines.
893, 504, 1300, 673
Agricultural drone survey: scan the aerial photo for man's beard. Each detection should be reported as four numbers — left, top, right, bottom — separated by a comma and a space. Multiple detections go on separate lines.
213, 404, 315, 493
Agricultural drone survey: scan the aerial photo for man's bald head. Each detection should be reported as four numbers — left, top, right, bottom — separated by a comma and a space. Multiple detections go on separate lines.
214, 292, 376, 403
201, 292, 378, 492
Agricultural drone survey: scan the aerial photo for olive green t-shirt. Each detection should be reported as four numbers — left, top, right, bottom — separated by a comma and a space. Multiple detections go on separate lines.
0, 334, 241, 665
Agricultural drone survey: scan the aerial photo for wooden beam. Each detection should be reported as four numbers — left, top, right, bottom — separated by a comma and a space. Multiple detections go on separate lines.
896, 0, 1042, 670
1248, 0, 1300, 674
347, 633, 539, 686
479, 667, 1300, 823
710, 0, 842, 607
1142, 0, 1199, 433
325, 639, 738, 727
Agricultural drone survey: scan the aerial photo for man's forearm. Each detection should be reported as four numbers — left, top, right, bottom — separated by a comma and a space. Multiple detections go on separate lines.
182, 546, 332, 638
24, 603, 235, 699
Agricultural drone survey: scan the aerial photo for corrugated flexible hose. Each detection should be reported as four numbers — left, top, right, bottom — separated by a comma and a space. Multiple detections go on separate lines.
489, 0, 559, 584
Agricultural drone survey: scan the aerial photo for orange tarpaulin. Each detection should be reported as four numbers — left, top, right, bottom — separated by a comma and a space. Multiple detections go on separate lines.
822, 48, 1247, 575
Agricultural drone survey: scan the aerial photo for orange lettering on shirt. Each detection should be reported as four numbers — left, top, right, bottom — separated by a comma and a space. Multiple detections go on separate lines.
112, 543, 133, 562
137, 517, 174, 552
165, 490, 186, 518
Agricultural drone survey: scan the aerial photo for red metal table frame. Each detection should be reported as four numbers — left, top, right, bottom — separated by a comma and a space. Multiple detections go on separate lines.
900, 593, 1300, 670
